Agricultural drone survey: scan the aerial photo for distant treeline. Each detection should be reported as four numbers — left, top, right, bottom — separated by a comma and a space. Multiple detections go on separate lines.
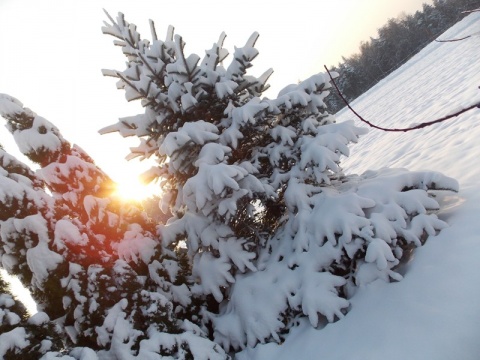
325, 0, 480, 113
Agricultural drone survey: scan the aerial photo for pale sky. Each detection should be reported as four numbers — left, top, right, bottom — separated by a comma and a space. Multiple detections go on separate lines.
0, 0, 432, 191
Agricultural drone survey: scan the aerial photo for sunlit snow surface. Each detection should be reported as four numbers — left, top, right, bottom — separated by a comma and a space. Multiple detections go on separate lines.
239, 12, 480, 360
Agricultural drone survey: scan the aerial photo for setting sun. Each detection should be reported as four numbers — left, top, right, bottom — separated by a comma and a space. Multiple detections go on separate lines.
113, 176, 161, 201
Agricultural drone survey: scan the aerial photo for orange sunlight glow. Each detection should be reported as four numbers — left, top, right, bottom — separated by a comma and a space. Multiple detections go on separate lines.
113, 176, 161, 201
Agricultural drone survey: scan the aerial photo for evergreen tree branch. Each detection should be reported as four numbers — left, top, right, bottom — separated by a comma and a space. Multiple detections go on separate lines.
324, 65, 480, 132
102, 11, 167, 88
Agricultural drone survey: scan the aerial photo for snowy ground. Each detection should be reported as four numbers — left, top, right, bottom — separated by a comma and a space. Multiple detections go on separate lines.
238, 12, 480, 360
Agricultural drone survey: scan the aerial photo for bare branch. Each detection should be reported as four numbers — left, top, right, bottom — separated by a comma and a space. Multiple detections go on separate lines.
462, 8, 480, 14
324, 65, 480, 132
435, 35, 471, 42
436, 30, 480, 43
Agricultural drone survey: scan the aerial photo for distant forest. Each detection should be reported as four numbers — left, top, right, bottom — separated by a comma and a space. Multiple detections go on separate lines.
325, 0, 480, 113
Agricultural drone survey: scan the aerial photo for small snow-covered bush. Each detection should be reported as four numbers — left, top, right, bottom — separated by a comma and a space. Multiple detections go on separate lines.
0, 11, 458, 358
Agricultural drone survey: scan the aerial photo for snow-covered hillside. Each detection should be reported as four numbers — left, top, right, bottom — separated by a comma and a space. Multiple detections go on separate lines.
239, 12, 480, 360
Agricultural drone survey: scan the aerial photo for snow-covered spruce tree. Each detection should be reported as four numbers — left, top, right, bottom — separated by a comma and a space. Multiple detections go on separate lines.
100, 12, 458, 351
0, 95, 228, 358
